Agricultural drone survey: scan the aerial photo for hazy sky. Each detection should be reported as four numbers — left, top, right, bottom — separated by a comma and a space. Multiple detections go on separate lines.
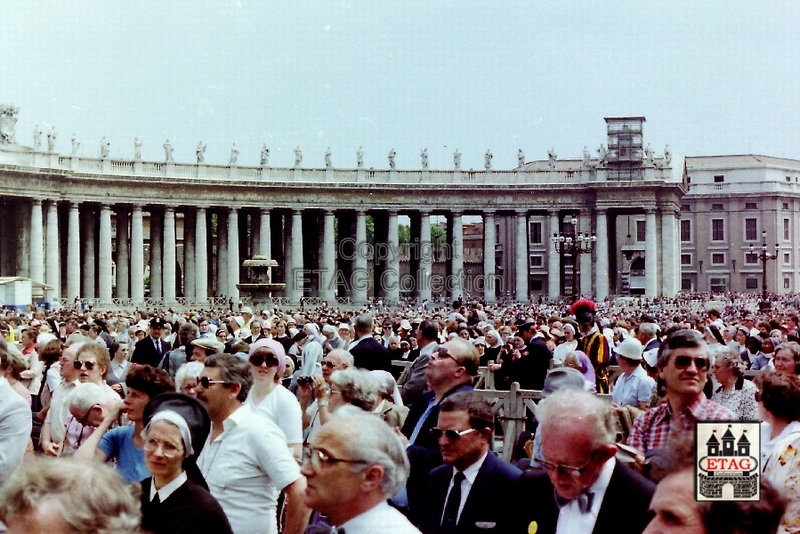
2, 1, 798, 169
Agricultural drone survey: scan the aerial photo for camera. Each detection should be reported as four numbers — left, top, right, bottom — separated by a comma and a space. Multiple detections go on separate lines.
297, 375, 313, 386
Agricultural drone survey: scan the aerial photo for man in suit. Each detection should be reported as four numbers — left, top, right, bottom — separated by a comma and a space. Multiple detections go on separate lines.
0, 342, 32, 484
132, 317, 171, 367
513, 388, 655, 534
400, 319, 439, 407
348, 313, 391, 371
418, 392, 522, 534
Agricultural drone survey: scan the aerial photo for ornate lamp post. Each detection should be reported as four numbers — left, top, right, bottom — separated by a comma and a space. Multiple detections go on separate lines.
750, 230, 779, 312
552, 216, 596, 301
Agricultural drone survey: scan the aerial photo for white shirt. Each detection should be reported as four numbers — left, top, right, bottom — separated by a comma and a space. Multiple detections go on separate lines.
197, 403, 300, 534
556, 457, 616, 534
339, 500, 421, 534
149, 471, 188, 502
246, 385, 303, 445
442, 451, 488, 524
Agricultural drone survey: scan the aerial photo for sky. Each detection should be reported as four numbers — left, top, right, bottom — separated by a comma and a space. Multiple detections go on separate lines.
2, 1, 799, 170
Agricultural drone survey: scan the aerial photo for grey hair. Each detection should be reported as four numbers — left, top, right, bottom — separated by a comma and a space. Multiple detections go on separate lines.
204, 354, 253, 402
354, 313, 374, 335
330, 368, 380, 411
638, 323, 658, 339
656, 329, 708, 369
67, 382, 108, 414
327, 349, 354, 368
332, 408, 410, 497
714, 347, 746, 377
175, 361, 205, 392
776, 341, 800, 361
535, 389, 618, 449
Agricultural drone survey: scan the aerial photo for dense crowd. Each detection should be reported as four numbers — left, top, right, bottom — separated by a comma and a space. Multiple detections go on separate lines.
0, 291, 799, 533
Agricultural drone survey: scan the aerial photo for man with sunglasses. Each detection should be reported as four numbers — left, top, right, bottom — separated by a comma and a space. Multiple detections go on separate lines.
628, 329, 735, 464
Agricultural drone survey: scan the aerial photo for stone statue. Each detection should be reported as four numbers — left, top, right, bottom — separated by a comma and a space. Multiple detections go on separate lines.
134, 138, 142, 160
99, 136, 110, 158
645, 143, 654, 166
388, 148, 396, 170
453, 149, 461, 170
164, 139, 174, 162
33, 126, 42, 151
518, 149, 525, 168
484, 149, 493, 170
47, 128, 57, 152
356, 146, 364, 168
230, 143, 239, 165
261, 144, 270, 166
582, 146, 591, 168
71, 133, 80, 156
421, 148, 428, 169
325, 147, 332, 169
664, 144, 671, 166
597, 144, 607, 166
196, 141, 207, 163
0, 105, 19, 145
547, 147, 557, 169
294, 146, 302, 167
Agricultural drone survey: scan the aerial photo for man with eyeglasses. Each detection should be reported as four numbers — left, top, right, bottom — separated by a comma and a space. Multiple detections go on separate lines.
417, 392, 522, 534
628, 329, 735, 466
302, 411, 421, 533
299, 349, 353, 444
513, 389, 655, 534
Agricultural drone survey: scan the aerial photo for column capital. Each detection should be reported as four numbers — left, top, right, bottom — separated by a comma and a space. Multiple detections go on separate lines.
164, 206, 175, 214
292, 208, 303, 216
548, 209, 559, 216
451, 210, 463, 217
418, 210, 430, 217
32, 199, 43, 206
325, 209, 335, 217
355, 209, 366, 216
483, 209, 496, 216
260, 207, 270, 215
515, 209, 528, 217
645, 207, 657, 215
100, 203, 111, 211
196, 206, 206, 214
595, 207, 607, 214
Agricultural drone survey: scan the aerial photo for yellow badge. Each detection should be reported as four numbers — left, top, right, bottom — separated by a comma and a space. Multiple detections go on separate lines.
528, 521, 538, 534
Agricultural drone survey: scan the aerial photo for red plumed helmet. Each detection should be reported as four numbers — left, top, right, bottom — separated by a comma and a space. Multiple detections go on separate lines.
569, 299, 596, 325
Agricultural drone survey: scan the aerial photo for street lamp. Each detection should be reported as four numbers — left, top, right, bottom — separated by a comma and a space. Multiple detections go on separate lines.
750, 230, 779, 311
552, 216, 596, 301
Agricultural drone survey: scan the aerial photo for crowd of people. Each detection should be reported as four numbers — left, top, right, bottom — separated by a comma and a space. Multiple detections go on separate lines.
0, 291, 799, 533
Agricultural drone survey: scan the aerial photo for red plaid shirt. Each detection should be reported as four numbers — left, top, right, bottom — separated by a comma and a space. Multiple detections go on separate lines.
628, 394, 735, 455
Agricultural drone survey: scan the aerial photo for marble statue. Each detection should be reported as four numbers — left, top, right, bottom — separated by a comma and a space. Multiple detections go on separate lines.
294, 146, 302, 167
33, 126, 42, 151
196, 141, 207, 163
47, 128, 57, 152
421, 148, 428, 169
71, 133, 80, 156
664, 145, 671, 166
357, 146, 364, 168
230, 143, 239, 165
645, 143, 654, 166
484, 149, 493, 170
388, 148, 396, 169
100, 136, 110, 158
453, 149, 461, 170
261, 144, 270, 166
164, 139, 174, 162
0, 105, 19, 145
597, 144, 607, 165
582, 146, 591, 168
517, 149, 525, 168
325, 147, 332, 169
134, 138, 142, 160
547, 148, 557, 169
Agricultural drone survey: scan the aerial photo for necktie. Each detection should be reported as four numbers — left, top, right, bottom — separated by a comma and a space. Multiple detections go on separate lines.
554, 489, 594, 514
155, 339, 162, 357
152, 492, 161, 505
442, 471, 466, 528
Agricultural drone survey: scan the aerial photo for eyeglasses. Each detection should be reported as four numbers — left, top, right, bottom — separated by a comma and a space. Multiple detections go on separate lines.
322, 360, 336, 369
535, 450, 597, 478
249, 354, 279, 367
430, 427, 477, 440
673, 355, 709, 370
73, 360, 96, 371
306, 448, 370, 471
198, 376, 232, 389
433, 348, 460, 364
143, 437, 183, 458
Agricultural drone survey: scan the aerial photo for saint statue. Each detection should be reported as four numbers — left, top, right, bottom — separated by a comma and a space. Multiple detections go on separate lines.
664, 145, 671, 166
230, 143, 239, 165
325, 147, 332, 169
196, 141, 207, 164
645, 143, 654, 166
71, 133, 80, 156
356, 146, 364, 168
134, 138, 142, 160
388, 148, 396, 169
100, 136, 109, 158
421, 148, 428, 169
518, 149, 525, 168
261, 144, 270, 166
33, 126, 42, 151
294, 146, 303, 167
164, 139, 174, 162
484, 149, 493, 170
582, 146, 591, 168
547, 147, 557, 169
453, 149, 461, 170
597, 144, 607, 166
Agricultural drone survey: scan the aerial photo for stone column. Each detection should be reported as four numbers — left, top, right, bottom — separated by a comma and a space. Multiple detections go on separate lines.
515, 210, 528, 301
217, 211, 228, 298
183, 209, 196, 301
116, 207, 129, 300
580, 213, 592, 297
259, 209, 271, 258
595, 209, 609, 300
149, 209, 163, 300
18, 211, 30, 278
548, 211, 561, 300
386, 211, 400, 303
320, 210, 336, 302
419, 212, 432, 303
67, 202, 81, 302
163, 207, 177, 303
483, 211, 496, 303
82, 207, 96, 299
290, 209, 304, 301
249, 211, 259, 261
450, 211, 464, 300
645, 209, 659, 297
30, 200, 44, 285
45, 201, 60, 301
131, 205, 145, 304
195, 208, 208, 303
661, 209, 678, 296
227, 207, 240, 303
98, 205, 113, 304
353, 210, 368, 304
283, 212, 293, 289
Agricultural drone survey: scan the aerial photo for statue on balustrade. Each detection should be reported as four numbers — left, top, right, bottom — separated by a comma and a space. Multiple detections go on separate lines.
597, 144, 607, 166
582, 146, 591, 168
664, 144, 671, 166
518, 148, 525, 168
0, 105, 19, 145
196, 141, 207, 163
421, 148, 428, 169
33, 126, 42, 151
261, 144, 270, 166
645, 143, 654, 166
100, 136, 110, 158
325, 147, 332, 169
453, 149, 461, 170
388, 148, 396, 169
294, 146, 302, 167
547, 147, 557, 169
164, 139, 174, 162
134, 138, 142, 160
47, 128, 57, 152
72, 133, 81, 156
357, 146, 364, 168
230, 143, 239, 165
484, 149, 493, 170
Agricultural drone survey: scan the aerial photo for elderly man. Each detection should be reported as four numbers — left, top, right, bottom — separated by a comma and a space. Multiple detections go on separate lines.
636, 322, 660, 361
299, 348, 353, 443
611, 337, 655, 410
418, 392, 522, 534
514, 389, 655, 534
196, 354, 310, 534
349, 313, 392, 371
40, 342, 82, 456
302, 411, 420, 533
399, 319, 439, 407
189, 338, 225, 363
628, 329, 735, 462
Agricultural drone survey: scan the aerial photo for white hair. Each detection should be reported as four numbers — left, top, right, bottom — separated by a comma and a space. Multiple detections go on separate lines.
536, 389, 617, 448
175, 361, 205, 391
67, 382, 107, 414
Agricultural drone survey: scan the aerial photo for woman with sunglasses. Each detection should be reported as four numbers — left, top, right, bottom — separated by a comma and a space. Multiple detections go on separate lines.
245, 339, 303, 460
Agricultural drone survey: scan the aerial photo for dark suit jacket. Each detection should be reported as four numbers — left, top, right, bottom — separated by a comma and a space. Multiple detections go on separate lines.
132, 336, 171, 367
418, 452, 523, 534
349, 337, 392, 371
511, 461, 655, 534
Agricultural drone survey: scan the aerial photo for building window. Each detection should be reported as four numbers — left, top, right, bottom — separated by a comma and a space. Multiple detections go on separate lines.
785, 253, 791, 264
636, 220, 646, 242
787, 176, 792, 182
714, 175, 725, 183
530, 222, 542, 244
712, 219, 724, 241
682, 278, 692, 291
785, 278, 791, 289
530, 255, 543, 267
681, 254, 692, 265
711, 203, 724, 211
710, 277, 728, 292
531, 280, 543, 291
680, 220, 691, 242
681, 204, 691, 212
745, 253, 758, 264
712, 253, 725, 265
784, 202, 790, 210
745, 202, 757, 210
746, 278, 759, 289
745, 218, 757, 241
784, 218, 790, 241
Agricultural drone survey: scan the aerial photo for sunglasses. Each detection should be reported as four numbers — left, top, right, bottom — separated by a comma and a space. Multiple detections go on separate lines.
673, 355, 709, 370
249, 354, 279, 367
430, 427, 477, 440
73, 360, 96, 371
322, 360, 336, 369
198, 376, 231, 389
535, 450, 598, 478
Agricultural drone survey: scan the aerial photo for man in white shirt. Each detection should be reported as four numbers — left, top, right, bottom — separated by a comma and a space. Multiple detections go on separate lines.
196, 354, 310, 534
302, 410, 420, 533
